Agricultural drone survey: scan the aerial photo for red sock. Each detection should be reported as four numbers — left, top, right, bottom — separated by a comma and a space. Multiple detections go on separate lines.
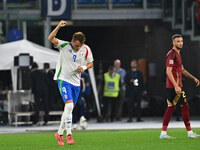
181, 104, 192, 131
162, 106, 175, 131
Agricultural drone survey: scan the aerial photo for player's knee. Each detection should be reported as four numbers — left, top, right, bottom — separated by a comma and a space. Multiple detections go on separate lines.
64, 102, 74, 114
181, 104, 189, 111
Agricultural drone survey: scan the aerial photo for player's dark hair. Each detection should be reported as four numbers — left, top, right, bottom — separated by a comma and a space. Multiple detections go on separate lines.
172, 34, 182, 41
72, 32, 86, 44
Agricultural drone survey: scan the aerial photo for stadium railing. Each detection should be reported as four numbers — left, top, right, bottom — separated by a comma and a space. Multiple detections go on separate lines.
11, 111, 64, 126
74, 0, 161, 9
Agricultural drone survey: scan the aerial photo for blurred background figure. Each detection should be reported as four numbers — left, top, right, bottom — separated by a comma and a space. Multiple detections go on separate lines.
43, 63, 58, 111
114, 59, 126, 121
72, 76, 87, 130
31, 62, 49, 126
125, 60, 146, 122
103, 66, 120, 122
82, 71, 93, 120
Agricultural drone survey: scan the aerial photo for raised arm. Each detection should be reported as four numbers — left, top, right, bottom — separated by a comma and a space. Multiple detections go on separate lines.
182, 65, 199, 86
166, 66, 181, 95
48, 20, 67, 47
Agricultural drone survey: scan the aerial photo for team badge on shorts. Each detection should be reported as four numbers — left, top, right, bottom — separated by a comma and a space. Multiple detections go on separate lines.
65, 94, 68, 99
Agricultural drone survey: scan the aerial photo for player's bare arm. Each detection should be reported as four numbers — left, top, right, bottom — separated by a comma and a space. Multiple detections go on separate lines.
182, 65, 200, 86
48, 20, 67, 47
166, 66, 182, 95
77, 62, 93, 73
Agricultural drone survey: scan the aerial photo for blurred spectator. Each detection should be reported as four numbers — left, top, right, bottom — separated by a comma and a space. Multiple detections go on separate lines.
72, 77, 87, 129
0, 81, 3, 90
43, 63, 58, 111
125, 60, 146, 122
114, 59, 126, 121
82, 71, 93, 119
31, 62, 49, 125
103, 66, 120, 122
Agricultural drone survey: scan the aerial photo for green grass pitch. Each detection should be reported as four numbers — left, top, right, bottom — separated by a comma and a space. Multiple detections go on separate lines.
0, 129, 200, 150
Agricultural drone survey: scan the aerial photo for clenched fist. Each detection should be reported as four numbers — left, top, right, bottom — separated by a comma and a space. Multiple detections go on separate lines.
58, 20, 67, 28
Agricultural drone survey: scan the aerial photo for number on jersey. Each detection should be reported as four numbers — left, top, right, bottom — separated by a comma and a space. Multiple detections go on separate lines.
73, 55, 77, 62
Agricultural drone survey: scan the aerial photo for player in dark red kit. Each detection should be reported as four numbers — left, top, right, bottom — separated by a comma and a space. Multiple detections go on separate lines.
160, 34, 200, 139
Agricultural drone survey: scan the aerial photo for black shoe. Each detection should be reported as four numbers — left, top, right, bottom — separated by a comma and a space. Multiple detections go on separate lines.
127, 119, 133, 122
136, 119, 143, 122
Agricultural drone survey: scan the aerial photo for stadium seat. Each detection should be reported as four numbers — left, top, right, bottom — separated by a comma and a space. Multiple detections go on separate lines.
147, 0, 161, 4
112, 0, 119, 4
132, 0, 141, 4
118, 0, 141, 4
118, 0, 132, 4
78, 0, 91, 4
91, 0, 107, 4
7, 0, 19, 2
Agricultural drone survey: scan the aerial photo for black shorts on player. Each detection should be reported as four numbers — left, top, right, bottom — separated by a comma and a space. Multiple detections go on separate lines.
166, 88, 187, 106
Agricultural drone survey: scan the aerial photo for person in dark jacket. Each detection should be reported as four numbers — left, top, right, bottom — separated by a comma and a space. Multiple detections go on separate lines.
31, 62, 49, 125
72, 76, 87, 129
82, 71, 93, 119
125, 59, 146, 122
43, 63, 58, 111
